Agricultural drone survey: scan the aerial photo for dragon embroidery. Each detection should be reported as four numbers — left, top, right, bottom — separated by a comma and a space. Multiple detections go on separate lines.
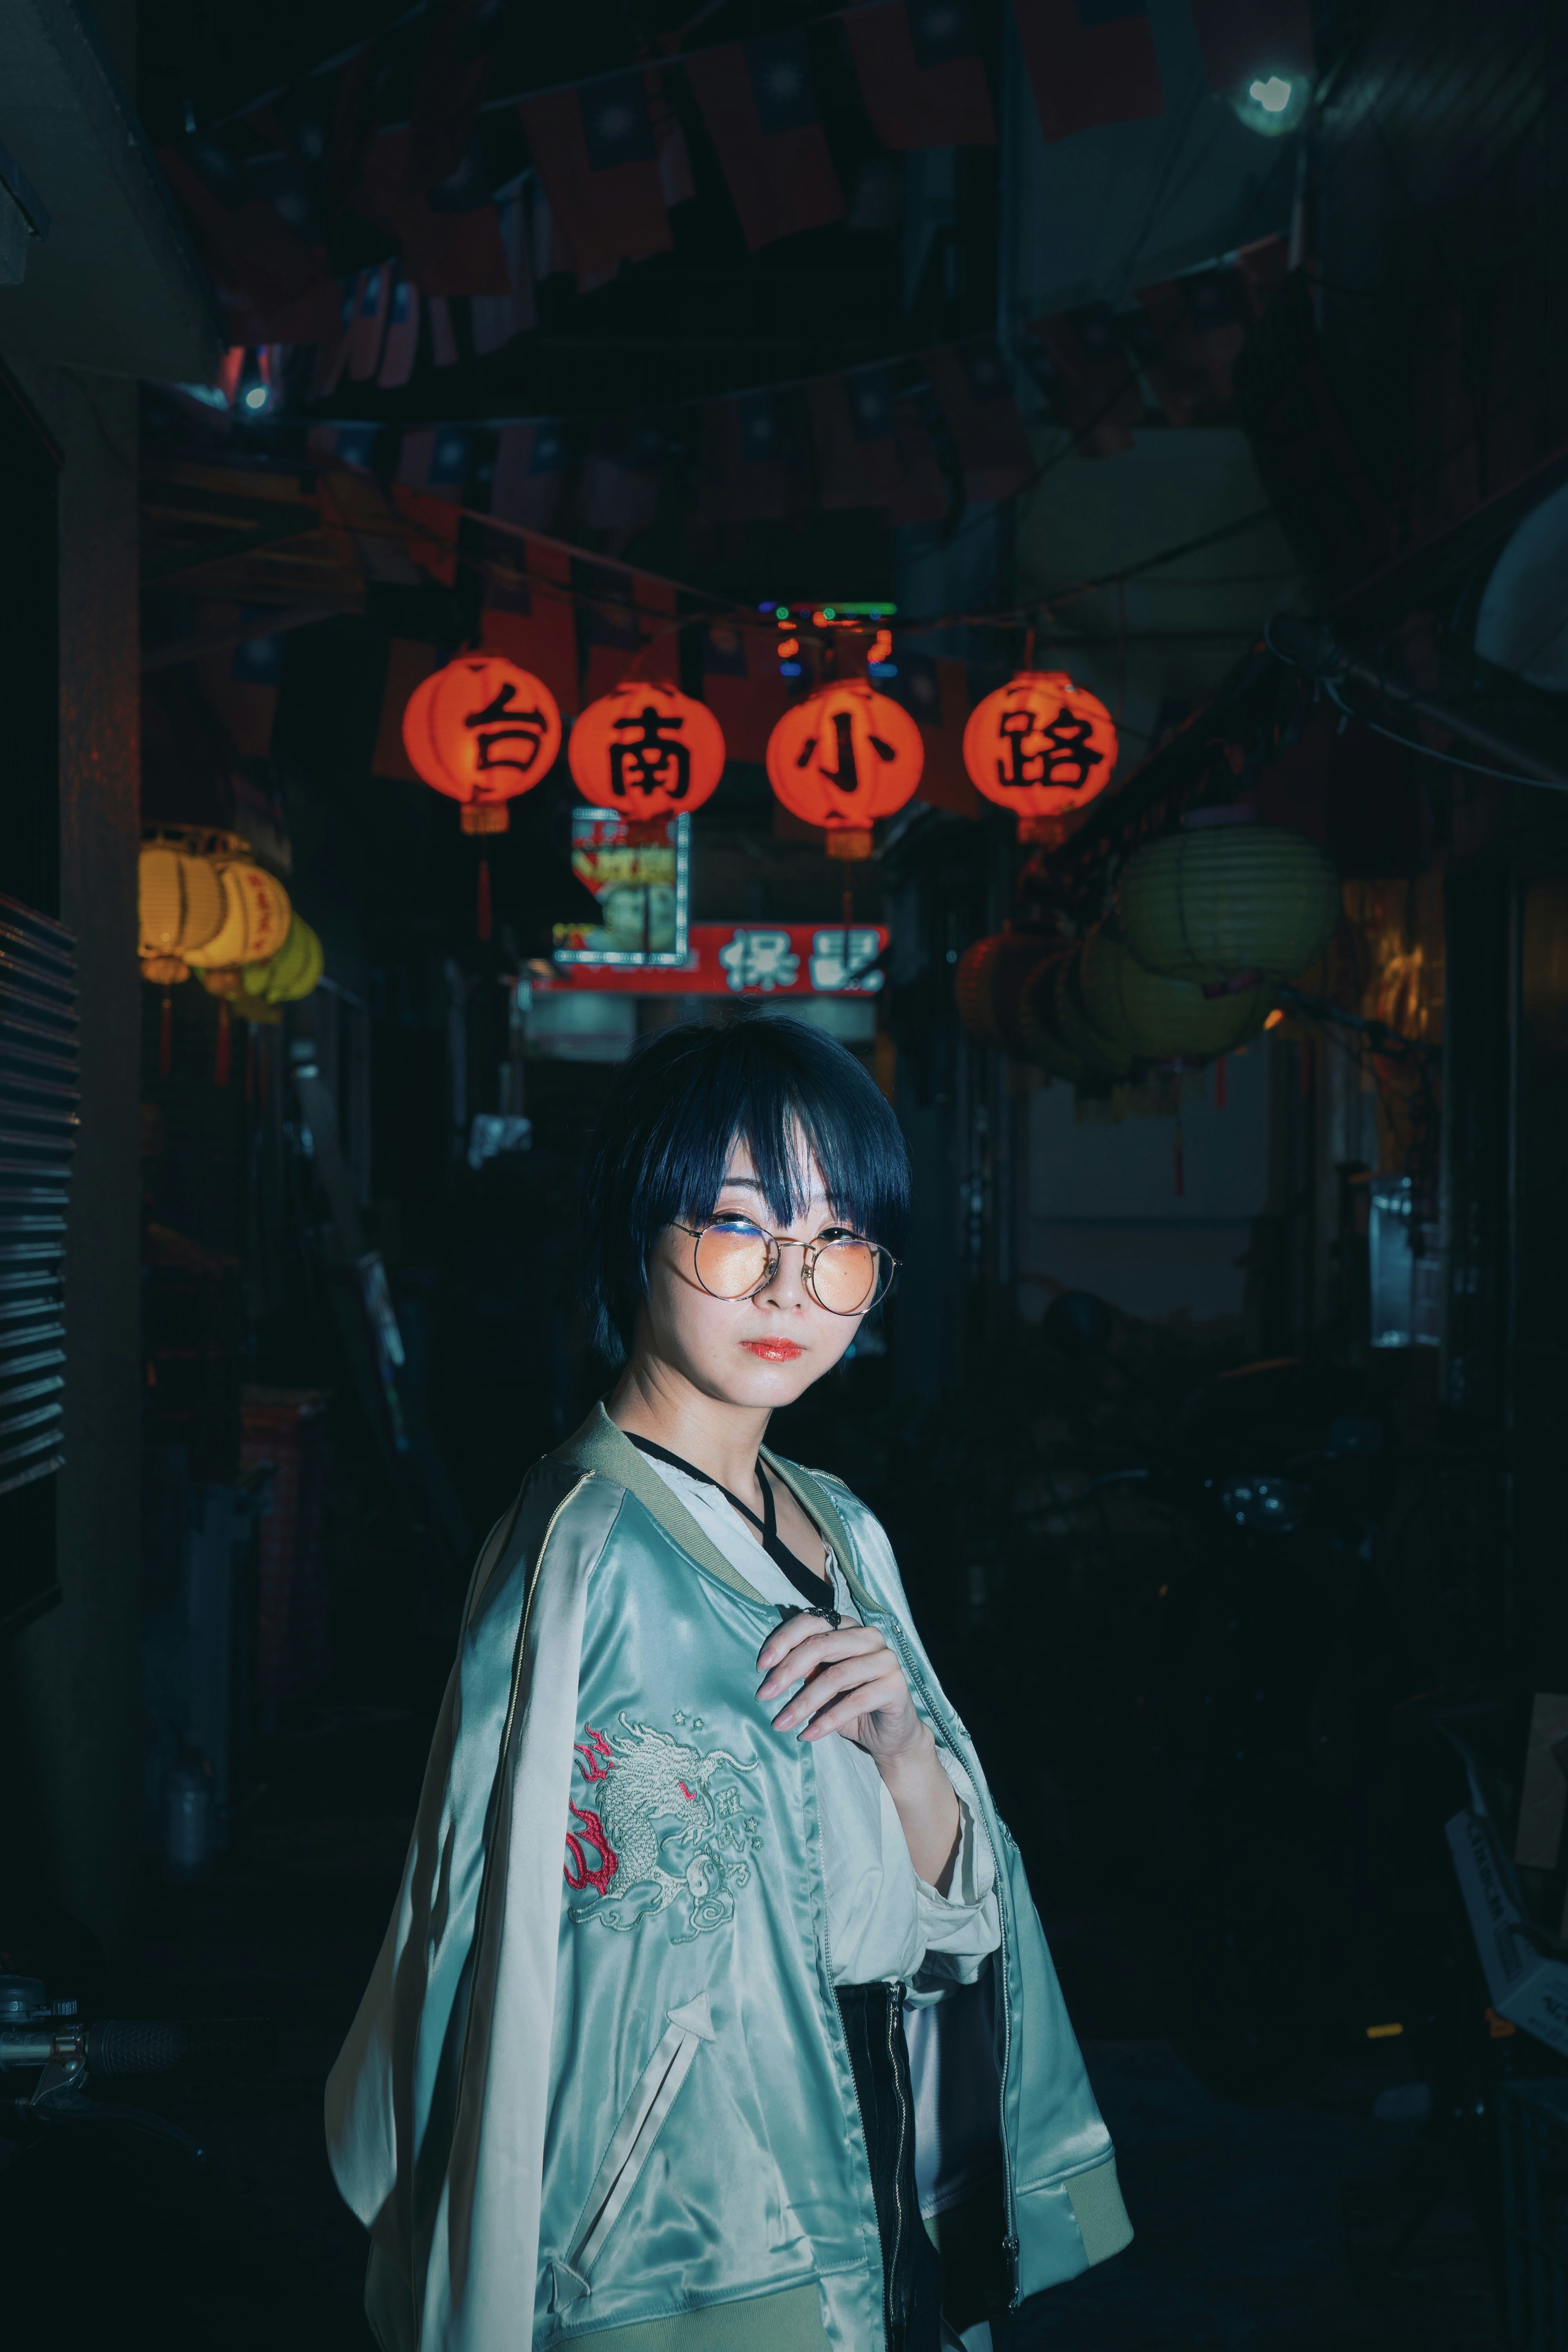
564, 1713, 762, 1940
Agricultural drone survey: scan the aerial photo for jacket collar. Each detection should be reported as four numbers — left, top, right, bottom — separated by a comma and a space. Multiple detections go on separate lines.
553, 1401, 876, 1615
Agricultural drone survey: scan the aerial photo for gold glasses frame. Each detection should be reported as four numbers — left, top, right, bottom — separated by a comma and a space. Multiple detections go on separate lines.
671, 1216, 899, 1315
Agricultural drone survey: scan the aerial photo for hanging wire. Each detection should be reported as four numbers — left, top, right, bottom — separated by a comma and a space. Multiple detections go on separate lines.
1323, 678, 1562, 791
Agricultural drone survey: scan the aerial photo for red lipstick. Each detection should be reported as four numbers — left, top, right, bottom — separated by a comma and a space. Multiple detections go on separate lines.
742, 1339, 803, 1362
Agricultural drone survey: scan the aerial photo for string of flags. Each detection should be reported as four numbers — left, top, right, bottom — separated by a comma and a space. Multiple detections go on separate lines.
302, 326, 1036, 529
160, 0, 1312, 355
179, 225, 1285, 575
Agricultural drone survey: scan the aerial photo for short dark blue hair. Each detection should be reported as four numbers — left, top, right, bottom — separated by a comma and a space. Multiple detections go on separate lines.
581, 1014, 911, 1361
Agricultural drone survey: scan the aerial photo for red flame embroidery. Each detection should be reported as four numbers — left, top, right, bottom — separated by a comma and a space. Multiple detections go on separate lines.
575, 1726, 615, 1783
564, 1802, 618, 1895
565, 1726, 619, 1892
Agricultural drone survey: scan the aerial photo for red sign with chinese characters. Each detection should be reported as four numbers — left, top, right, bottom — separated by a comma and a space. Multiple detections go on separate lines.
539, 922, 887, 997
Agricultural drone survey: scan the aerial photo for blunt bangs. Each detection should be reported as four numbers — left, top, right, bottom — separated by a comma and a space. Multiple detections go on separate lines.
581, 1014, 911, 1360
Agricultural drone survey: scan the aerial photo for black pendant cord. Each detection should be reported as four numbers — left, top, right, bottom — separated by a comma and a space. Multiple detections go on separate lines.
625, 1432, 839, 1617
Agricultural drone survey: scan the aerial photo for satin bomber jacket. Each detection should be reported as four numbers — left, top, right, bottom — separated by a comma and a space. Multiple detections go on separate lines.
325, 1405, 1131, 2352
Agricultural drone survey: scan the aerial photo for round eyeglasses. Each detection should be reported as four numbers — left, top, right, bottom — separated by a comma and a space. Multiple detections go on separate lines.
673, 1216, 898, 1316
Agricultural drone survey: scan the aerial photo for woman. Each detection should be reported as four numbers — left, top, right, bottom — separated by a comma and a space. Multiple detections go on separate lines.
326, 1016, 1129, 2352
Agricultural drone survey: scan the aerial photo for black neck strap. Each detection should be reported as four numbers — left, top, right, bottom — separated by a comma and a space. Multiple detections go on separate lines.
624, 1432, 837, 1615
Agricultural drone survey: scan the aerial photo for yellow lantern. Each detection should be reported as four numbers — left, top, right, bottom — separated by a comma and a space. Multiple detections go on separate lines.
243, 915, 324, 1005
183, 855, 291, 971
138, 843, 225, 981
1116, 822, 1340, 984
1079, 926, 1273, 1061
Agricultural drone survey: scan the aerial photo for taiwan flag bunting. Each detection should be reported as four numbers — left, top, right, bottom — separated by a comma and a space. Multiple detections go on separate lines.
686, 35, 845, 252
845, 0, 996, 150
490, 421, 569, 532
1026, 307, 1143, 453
377, 271, 421, 388
697, 394, 791, 524
701, 622, 789, 764
576, 560, 678, 706
373, 640, 439, 783
895, 653, 983, 815
347, 264, 392, 381
354, 129, 509, 298
922, 341, 1034, 502
470, 191, 537, 355
1131, 269, 1248, 426
1011, 0, 1165, 143
309, 280, 355, 404
404, 0, 503, 196
428, 294, 461, 367
322, 470, 421, 586
392, 426, 470, 586
480, 536, 579, 716
158, 139, 338, 341
654, 89, 695, 208
575, 417, 665, 539
1188, 0, 1314, 95
886, 400, 951, 524
304, 423, 376, 472
807, 369, 903, 510
197, 625, 287, 763
519, 71, 673, 279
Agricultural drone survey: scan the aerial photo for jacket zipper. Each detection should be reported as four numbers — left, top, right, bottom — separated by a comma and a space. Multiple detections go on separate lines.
876, 1615, 1020, 2310
886, 1978, 910, 2346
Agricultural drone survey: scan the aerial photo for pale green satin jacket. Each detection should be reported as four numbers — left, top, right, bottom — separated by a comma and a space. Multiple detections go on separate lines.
325, 1405, 1131, 2351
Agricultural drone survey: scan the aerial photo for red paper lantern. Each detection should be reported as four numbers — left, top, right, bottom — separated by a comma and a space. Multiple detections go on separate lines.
962, 670, 1118, 842
403, 654, 563, 835
765, 681, 924, 860
567, 681, 726, 822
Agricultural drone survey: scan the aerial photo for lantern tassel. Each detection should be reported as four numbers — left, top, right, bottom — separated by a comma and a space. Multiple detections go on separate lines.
477, 855, 493, 943
1174, 1114, 1185, 1199
214, 997, 232, 1088
1214, 1054, 1227, 1110
158, 990, 173, 1078
243, 1023, 256, 1107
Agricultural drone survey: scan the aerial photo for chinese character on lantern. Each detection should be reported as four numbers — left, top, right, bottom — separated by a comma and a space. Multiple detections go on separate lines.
569, 681, 726, 821
962, 671, 1118, 842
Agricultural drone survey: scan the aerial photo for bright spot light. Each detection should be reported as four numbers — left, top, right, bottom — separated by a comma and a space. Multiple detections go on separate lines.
779, 661, 803, 677
775, 606, 791, 620
822, 607, 836, 621
1249, 75, 1292, 112
1264, 1007, 1285, 1030
242, 384, 268, 411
